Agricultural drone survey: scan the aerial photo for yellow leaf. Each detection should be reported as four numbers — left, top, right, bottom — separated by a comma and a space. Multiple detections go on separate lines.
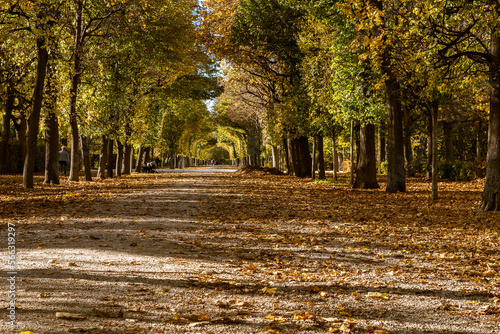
262, 287, 277, 294
367, 292, 389, 300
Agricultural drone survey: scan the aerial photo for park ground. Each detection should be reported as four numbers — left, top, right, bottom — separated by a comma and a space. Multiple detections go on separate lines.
1, 169, 500, 334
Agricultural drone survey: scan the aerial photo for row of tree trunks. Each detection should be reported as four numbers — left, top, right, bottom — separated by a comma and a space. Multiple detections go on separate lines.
0, 84, 15, 173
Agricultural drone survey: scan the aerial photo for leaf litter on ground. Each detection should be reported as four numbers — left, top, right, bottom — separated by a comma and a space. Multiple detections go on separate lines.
1, 172, 500, 333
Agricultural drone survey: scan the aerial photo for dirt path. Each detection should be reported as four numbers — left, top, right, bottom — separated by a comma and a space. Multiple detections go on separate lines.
1, 172, 500, 333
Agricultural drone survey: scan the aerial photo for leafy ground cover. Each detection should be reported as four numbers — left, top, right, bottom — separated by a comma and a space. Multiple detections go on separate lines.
1, 171, 500, 333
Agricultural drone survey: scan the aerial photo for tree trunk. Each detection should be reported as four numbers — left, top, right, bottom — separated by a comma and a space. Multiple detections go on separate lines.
44, 61, 59, 185
426, 108, 433, 178
44, 110, 59, 185
432, 100, 439, 201
97, 136, 108, 179
403, 106, 415, 176
350, 120, 354, 185
122, 144, 132, 175
68, 0, 83, 182
480, 32, 500, 211
476, 118, 483, 161
384, 70, 406, 193
283, 136, 290, 174
377, 125, 386, 173
144, 147, 151, 165
271, 144, 280, 168
0, 84, 15, 173
116, 140, 123, 177
443, 120, 454, 163
135, 146, 144, 172
311, 136, 316, 180
106, 138, 114, 178
18, 112, 27, 169
332, 128, 338, 182
287, 135, 311, 177
354, 122, 379, 189
80, 135, 92, 181
23, 37, 49, 188
316, 135, 326, 180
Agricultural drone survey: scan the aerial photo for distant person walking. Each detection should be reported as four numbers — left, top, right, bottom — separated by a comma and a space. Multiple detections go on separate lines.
59, 146, 70, 175
211, 159, 215, 166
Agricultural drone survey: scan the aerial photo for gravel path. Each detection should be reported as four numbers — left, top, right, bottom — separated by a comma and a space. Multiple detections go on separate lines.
1, 172, 499, 334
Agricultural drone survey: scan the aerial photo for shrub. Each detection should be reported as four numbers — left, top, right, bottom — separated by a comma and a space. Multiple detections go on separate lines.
439, 161, 476, 181
380, 161, 388, 174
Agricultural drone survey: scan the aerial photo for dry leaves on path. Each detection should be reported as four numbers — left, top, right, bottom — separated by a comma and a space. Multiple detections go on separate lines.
1, 171, 499, 334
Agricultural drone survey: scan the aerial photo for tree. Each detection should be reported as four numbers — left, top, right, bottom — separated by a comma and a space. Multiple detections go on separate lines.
64, 0, 123, 182
23, 2, 57, 188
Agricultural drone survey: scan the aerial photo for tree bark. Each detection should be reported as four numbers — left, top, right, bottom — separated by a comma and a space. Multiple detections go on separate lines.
332, 128, 338, 182
23, 37, 49, 188
443, 120, 454, 163
44, 110, 59, 185
476, 118, 483, 161
403, 106, 415, 176
431, 100, 439, 201
0, 84, 15, 173
144, 147, 151, 165
350, 120, 354, 185
116, 140, 123, 177
426, 108, 433, 178
97, 136, 108, 179
283, 136, 290, 174
135, 146, 144, 173
311, 136, 316, 180
354, 122, 379, 189
384, 71, 406, 193
480, 32, 500, 211
377, 124, 386, 173
316, 135, 326, 180
106, 138, 114, 178
287, 135, 311, 177
80, 135, 92, 181
271, 144, 280, 168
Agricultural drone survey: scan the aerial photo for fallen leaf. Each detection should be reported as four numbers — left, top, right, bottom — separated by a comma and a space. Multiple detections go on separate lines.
55, 312, 87, 320
367, 292, 389, 300
262, 287, 277, 294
